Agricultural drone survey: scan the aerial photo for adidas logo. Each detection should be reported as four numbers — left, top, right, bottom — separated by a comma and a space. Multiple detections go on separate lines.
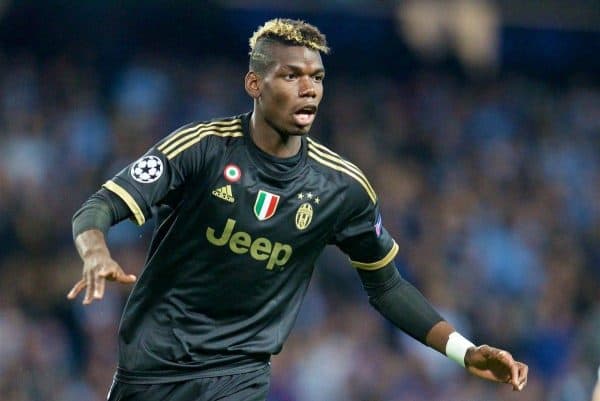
212, 185, 235, 203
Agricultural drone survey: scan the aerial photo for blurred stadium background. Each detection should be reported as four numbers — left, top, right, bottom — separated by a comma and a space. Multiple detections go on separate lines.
0, 1, 598, 400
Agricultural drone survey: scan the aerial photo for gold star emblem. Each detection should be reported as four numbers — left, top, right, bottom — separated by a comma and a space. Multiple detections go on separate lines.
307, 192, 313, 199
314, 197, 320, 204
297, 193, 304, 200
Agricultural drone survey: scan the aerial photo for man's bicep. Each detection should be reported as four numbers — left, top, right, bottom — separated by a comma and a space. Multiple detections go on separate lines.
336, 227, 399, 270
332, 192, 399, 269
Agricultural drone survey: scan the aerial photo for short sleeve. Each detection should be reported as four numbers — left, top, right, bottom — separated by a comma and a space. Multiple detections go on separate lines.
331, 180, 399, 270
102, 122, 206, 225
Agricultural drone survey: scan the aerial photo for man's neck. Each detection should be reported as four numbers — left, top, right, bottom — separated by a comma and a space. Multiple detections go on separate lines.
250, 113, 302, 158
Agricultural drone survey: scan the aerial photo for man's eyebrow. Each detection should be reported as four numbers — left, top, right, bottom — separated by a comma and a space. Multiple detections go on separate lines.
280, 64, 325, 74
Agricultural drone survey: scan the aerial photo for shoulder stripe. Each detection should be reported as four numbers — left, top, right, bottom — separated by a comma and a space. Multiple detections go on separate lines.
159, 121, 242, 158
102, 180, 145, 225
158, 119, 240, 152
351, 241, 399, 270
162, 124, 242, 158
308, 149, 377, 204
165, 129, 243, 160
308, 137, 365, 174
307, 138, 377, 197
307, 145, 377, 204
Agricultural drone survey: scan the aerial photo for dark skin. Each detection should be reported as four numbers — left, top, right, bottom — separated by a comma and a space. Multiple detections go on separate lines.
245, 43, 325, 157
68, 41, 527, 392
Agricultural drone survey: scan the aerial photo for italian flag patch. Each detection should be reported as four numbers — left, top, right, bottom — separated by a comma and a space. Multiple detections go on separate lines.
254, 190, 280, 221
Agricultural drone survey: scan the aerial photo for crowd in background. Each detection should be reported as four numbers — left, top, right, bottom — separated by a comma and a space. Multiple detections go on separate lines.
0, 48, 598, 401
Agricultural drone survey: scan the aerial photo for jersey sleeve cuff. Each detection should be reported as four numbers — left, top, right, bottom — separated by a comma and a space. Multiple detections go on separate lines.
350, 241, 399, 270
102, 180, 146, 225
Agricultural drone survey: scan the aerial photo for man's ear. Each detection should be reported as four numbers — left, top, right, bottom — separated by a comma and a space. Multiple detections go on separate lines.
245, 71, 261, 99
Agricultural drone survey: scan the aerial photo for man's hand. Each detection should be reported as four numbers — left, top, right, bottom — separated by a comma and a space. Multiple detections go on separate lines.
465, 345, 528, 391
67, 229, 136, 304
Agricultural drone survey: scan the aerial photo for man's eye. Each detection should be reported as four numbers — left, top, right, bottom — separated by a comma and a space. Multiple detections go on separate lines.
285, 74, 297, 80
314, 75, 324, 82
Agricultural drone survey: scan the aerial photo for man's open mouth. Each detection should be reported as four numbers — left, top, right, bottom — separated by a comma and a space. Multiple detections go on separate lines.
293, 105, 317, 127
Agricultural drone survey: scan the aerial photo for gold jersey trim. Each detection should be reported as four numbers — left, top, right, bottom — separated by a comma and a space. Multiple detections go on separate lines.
351, 241, 399, 270
307, 138, 377, 198
102, 180, 146, 225
158, 119, 240, 152
158, 120, 243, 160
166, 130, 243, 160
307, 140, 377, 204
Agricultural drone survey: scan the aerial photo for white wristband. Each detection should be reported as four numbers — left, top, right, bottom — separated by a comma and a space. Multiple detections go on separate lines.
445, 332, 476, 368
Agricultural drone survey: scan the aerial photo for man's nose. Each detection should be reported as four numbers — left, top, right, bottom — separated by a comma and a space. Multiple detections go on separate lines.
299, 77, 316, 97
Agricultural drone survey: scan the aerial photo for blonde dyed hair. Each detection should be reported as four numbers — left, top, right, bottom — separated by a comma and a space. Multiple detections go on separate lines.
249, 18, 329, 73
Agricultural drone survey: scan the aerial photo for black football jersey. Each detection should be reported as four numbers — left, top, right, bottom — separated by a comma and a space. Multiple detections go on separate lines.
103, 112, 398, 384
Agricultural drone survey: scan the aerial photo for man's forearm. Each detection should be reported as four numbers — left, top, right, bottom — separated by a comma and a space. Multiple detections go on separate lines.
358, 263, 478, 366
72, 188, 132, 240
425, 320, 456, 354
75, 229, 111, 260
69, 187, 137, 304
357, 263, 444, 345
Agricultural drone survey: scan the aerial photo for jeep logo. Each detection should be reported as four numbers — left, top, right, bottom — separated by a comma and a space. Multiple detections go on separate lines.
206, 218, 293, 270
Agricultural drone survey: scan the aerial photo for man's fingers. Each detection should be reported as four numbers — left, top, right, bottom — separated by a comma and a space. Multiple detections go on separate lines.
94, 273, 106, 300
516, 363, 528, 391
490, 348, 528, 391
67, 279, 86, 300
510, 362, 520, 390
471, 345, 527, 391
97, 264, 136, 284
83, 270, 95, 305
496, 350, 518, 387
116, 272, 137, 284
73, 262, 136, 305
509, 361, 528, 391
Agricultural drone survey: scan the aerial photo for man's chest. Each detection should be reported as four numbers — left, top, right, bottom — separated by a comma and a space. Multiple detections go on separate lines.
185, 147, 343, 264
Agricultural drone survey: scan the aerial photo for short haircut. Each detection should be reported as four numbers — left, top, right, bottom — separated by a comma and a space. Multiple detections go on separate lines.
249, 18, 330, 75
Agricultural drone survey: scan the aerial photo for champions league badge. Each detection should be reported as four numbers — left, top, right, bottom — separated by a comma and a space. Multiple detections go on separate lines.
131, 155, 164, 183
